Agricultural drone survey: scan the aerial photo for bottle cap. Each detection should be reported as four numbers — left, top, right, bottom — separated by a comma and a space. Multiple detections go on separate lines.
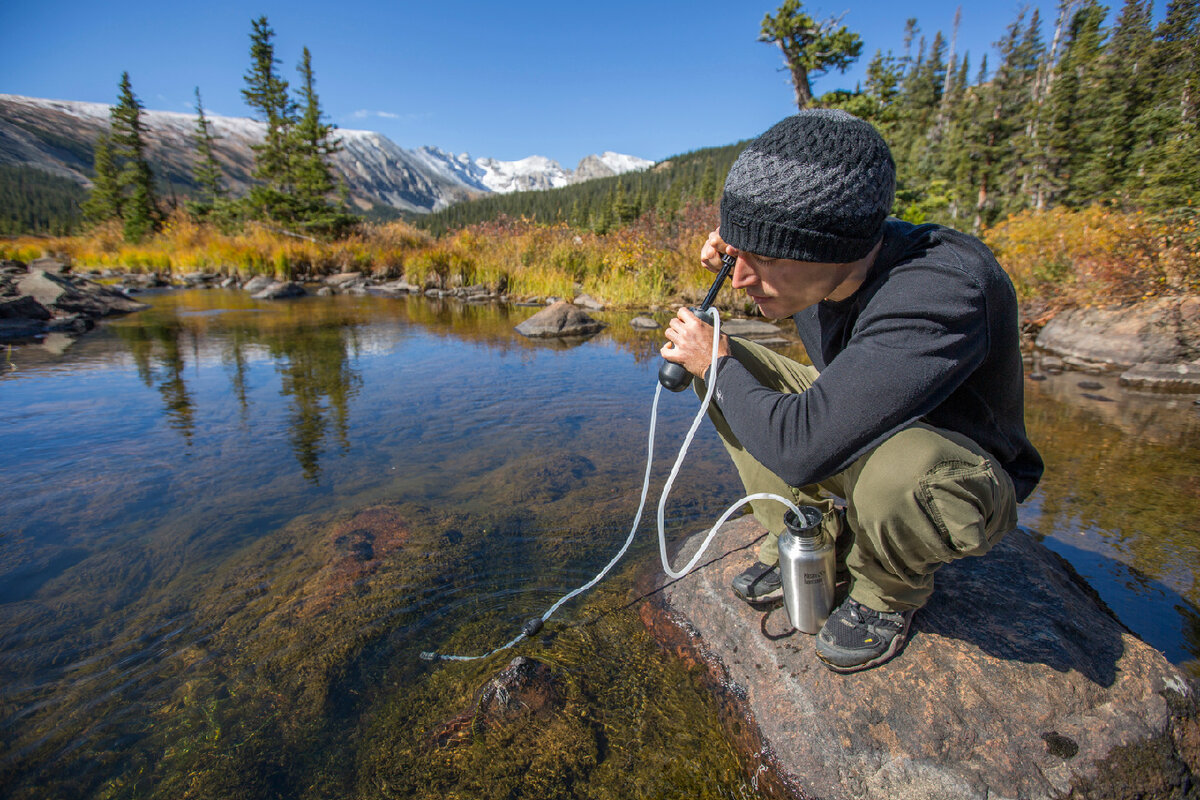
783, 506, 824, 537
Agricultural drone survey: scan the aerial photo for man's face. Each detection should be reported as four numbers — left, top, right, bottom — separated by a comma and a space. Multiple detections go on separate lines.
730, 251, 859, 319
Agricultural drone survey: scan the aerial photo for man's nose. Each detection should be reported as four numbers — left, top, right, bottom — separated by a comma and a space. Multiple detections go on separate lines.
730, 255, 756, 288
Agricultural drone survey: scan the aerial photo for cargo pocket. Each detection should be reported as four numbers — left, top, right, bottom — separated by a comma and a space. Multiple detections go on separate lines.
917, 457, 1016, 564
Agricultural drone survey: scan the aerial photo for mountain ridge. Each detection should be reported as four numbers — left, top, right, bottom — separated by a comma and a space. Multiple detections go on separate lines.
0, 93, 651, 217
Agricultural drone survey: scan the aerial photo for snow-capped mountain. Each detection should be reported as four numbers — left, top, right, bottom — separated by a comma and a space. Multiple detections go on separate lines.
411, 146, 651, 195
0, 93, 653, 215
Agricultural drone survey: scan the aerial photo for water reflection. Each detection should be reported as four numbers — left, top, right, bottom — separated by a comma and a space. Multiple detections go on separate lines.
1, 289, 1197, 799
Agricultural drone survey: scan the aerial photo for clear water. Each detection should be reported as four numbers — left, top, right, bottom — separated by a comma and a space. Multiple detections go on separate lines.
1, 289, 1197, 799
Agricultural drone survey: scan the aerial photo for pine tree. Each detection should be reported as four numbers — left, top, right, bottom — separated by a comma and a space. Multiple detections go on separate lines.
1043, 1, 1108, 207
289, 46, 354, 235
105, 72, 160, 241
242, 15, 295, 222
759, 0, 864, 109
81, 132, 122, 225
191, 87, 226, 210
1134, 0, 1200, 208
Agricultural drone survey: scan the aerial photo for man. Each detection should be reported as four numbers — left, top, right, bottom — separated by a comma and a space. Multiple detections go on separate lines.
660, 110, 1043, 673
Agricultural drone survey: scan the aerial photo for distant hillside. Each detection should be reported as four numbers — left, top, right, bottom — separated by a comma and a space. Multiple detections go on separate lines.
0, 93, 651, 234
418, 141, 748, 236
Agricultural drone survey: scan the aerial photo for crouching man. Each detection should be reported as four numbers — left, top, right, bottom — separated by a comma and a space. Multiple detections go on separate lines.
661, 110, 1043, 673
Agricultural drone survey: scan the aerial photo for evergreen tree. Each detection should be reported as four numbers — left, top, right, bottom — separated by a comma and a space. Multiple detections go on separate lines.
1134, 0, 1200, 207
242, 15, 295, 222
81, 131, 122, 225
759, 0, 863, 109
289, 46, 355, 235
1080, 0, 1155, 201
1043, 1, 1108, 207
109, 72, 160, 241
191, 87, 226, 210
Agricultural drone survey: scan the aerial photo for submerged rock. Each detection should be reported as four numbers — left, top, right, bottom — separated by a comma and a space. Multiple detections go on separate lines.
515, 300, 606, 339
643, 516, 1199, 800
1119, 362, 1200, 393
427, 656, 565, 750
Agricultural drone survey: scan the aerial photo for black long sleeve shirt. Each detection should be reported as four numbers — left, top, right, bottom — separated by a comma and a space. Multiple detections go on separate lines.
709, 219, 1044, 502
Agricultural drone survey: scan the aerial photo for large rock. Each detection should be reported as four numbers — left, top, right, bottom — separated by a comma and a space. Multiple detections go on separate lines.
514, 300, 606, 338
15, 270, 148, 317
643, 516, 1198, 800
1036, 297, 1200, 370
720, 317, 789, 339
242, 274, 276, 294
251, 280, 307, 300
0, 295, 51, 321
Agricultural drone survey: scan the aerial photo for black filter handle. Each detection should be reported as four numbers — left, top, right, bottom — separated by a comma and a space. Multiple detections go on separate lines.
658, 253, 736, 392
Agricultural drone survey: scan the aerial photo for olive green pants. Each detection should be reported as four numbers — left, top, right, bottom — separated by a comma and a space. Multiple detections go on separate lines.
694, 337, 1018, 613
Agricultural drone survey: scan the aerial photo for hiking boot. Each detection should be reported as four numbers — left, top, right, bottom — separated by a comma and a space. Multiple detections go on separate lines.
815, 598, 914, 673
731, 561, 782, 604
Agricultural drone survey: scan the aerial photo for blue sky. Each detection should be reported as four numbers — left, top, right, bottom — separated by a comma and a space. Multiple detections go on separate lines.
3, 0, 1087, 167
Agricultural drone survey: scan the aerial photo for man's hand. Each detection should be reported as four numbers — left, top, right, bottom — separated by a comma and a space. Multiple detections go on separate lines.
700, 229, 740, 274
661, 307, 731, 378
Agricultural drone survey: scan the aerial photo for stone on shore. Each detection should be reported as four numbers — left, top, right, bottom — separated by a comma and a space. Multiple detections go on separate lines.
15, 270, 149, 317
1119, 362, 1200, 393
242, 274, 276, 294
574, 293, 605, 311
720, 318, 789, 339
642, 515, 1198, 800
630, 315, 660, 330
515, 300, 606, 338
1036, 297, 1199, 370
251, 280, 307, 300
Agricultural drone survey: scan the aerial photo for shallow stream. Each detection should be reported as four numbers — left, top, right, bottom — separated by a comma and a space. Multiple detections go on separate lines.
1, 289, 1197, 798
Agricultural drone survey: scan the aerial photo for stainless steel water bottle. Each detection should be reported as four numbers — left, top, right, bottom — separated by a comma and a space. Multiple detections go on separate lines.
777, 506, 835, 634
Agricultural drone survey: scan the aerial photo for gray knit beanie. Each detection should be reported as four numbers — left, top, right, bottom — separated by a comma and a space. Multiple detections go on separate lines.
720, 109, 895, 264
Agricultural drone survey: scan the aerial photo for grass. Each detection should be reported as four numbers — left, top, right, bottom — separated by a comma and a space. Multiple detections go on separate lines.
4, 203, 1197, 313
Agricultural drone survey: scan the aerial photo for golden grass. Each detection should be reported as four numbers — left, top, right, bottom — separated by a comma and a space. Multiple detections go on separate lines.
4, 204, 1196, 312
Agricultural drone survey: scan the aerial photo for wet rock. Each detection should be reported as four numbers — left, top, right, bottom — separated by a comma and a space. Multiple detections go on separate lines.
1036, 297, 1200, 370
0, 295, 52, 321
29, 257, 69, 275
574, 293, 604, 311
630, 315, 660, 330
251, 280, 306, 300
181, 271, 217, 286
15, 270, 148, 317
1120, 362, 1200, 394
428, 656, 564, 749
644, 516, 1199, 800
316, 286, 334, 297
0, 318, 47, 339
719, 318, 789, 339
242, 274, 275, 294
515, 300, 606, 339
325, 271, 365, 287
1, 259, 26, 275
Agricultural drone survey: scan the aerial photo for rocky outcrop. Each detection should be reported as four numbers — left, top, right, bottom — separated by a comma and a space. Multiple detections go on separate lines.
643, 515, 1199, 800
1, 261, 148, 341
514, 300, 606, 338
1036, 296, 1199, 380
